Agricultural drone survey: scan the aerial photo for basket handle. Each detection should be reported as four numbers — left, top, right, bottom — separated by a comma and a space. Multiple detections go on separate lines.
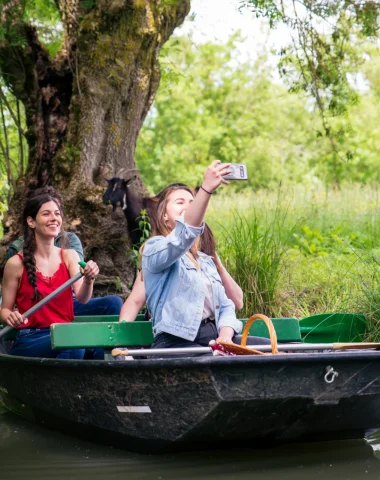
241, 314, 278, 354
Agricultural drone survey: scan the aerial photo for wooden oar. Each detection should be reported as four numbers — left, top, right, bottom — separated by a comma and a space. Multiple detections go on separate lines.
0, 261, 87, 340
111, 341, 380, 358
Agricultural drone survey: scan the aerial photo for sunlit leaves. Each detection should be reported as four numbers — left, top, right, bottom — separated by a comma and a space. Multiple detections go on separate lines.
241, 0, 380, 150
136, 33, 328, 191
0, 0, 62, 55
24, 0, 62, 55
240, 0, 282, 27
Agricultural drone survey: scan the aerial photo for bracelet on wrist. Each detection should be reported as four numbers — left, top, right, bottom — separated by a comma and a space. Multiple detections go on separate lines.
200, 185, 213, 195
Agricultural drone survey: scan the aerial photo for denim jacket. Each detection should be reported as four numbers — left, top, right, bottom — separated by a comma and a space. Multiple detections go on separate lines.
142, 216, 242, 341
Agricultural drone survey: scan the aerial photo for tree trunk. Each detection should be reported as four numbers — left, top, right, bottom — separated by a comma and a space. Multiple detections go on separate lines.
0, 0, 191, 295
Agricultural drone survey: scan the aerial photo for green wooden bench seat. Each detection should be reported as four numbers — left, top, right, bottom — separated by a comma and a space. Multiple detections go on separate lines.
50, 318, 301, 349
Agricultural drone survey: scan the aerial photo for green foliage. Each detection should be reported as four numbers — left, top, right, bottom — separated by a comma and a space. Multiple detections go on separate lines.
79, 0, 96, 8
137, 209, 152, 244
136, 32, 329, 191
0, 172, 9, 227
218, 206, 292, 318
0, 0, 24, 46
241, 0, 380, 165
136, 28, 380, 190
25, 0, 62, 56
0, 0, 62, 56
351, 250, 380, 342
207, 186, 380, 321
58, 143, 81, 163
292, 224, 357, 256
0, 84, 27, 196
239, 0, 282, 27
126, 209, 152, 274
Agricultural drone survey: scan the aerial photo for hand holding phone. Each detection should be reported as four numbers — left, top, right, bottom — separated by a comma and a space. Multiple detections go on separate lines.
222, 163, 248, 181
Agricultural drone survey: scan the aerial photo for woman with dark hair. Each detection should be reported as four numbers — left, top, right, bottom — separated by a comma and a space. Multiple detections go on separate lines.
0, 193, 100, 359
4, 186, 123, 317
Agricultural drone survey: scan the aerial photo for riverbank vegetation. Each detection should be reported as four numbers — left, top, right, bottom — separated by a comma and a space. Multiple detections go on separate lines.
131, 31, 380, 337
206, 186, 380, 340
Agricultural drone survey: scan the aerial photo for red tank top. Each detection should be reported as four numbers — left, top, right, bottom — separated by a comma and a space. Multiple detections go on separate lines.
15, 250, 74, 329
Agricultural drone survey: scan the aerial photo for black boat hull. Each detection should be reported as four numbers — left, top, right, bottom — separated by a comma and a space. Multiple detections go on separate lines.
0, 351, 379, 453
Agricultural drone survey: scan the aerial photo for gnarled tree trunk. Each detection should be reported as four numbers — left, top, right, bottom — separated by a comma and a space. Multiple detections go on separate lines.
0, 0, 191, 295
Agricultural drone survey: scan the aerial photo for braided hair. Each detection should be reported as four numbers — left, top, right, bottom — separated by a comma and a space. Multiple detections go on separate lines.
22, 193, 64, 301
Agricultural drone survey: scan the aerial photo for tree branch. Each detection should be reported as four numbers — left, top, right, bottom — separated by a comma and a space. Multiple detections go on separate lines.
0, 128, 15, 191
16, 98, 24, 173
0, 86, 25, 136
290, 0, 344, 161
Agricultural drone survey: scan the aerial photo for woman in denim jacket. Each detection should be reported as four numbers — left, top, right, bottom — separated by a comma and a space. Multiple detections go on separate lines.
142, 161, 269, 354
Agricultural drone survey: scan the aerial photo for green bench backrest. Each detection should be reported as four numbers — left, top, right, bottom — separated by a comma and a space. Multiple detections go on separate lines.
241, 317, 300, 342
73, 314, 146, 323
50, 317, 301, 349
73, 316, 301, 340
51, 321, 154, 349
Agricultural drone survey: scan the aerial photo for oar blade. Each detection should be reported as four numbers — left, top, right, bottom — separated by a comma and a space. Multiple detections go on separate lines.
300, 313, 367, 343
333, 342, 380, 350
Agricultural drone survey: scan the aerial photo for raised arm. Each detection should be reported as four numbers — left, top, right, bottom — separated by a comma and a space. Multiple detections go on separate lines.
184, 160, 231, 227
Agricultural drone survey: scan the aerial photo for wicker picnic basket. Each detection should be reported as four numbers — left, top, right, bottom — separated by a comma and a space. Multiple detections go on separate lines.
219, 313, 279, 355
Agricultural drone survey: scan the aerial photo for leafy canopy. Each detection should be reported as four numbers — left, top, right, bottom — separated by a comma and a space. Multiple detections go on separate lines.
241, 0, 380, 145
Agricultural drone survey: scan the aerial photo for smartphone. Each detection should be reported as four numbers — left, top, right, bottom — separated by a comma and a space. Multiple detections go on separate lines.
223, 163, 248, 181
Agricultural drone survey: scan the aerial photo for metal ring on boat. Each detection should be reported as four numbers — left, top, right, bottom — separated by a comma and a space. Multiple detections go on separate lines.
324, 365, 338, 384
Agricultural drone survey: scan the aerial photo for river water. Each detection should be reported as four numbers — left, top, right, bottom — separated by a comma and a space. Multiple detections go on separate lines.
1, 406, 380, 480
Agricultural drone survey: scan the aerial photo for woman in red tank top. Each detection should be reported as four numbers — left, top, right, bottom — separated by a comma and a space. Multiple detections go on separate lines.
0, 192, 100, 359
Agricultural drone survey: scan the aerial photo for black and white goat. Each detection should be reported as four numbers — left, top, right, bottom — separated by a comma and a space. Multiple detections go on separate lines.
103, 176, 157, 246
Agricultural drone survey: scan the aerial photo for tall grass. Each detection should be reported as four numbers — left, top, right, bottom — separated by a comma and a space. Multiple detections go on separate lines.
209, 184, 380, 252
217, 201, 293, 318
206, 184, 380, 326
350, 250, 380, 341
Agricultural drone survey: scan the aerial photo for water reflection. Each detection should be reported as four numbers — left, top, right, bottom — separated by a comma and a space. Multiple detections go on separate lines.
1, 407, 380, 480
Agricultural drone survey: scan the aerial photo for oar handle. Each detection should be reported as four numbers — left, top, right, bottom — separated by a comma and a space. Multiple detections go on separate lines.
0, 261, 87, 340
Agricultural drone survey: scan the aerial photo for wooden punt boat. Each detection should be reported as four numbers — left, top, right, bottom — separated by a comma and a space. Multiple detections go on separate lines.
0, 313, 377, 454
